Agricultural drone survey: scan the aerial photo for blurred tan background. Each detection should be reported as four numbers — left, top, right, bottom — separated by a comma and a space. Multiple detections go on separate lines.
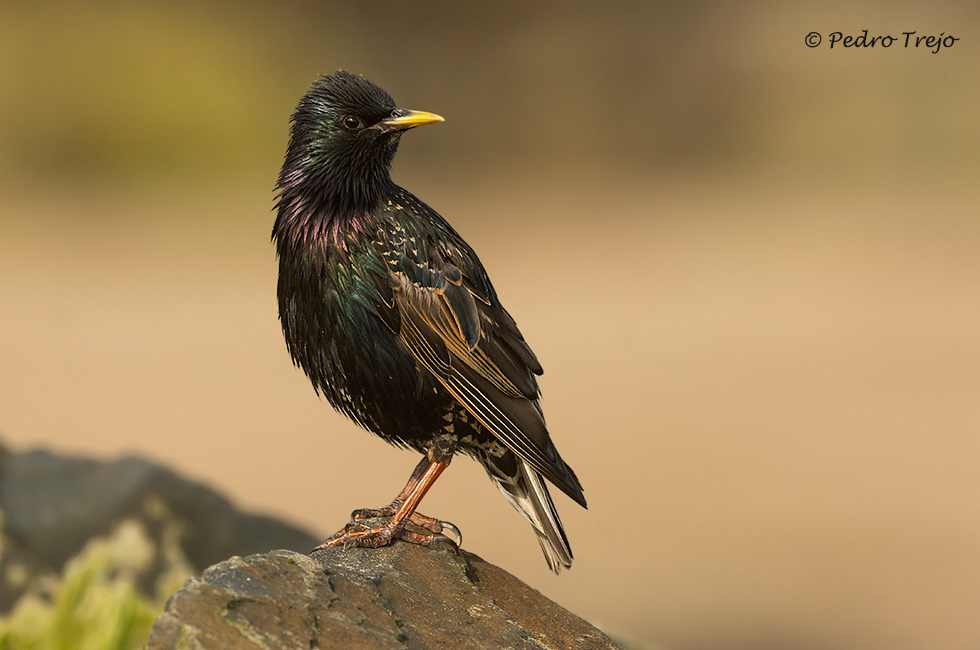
2, 1, 979, 648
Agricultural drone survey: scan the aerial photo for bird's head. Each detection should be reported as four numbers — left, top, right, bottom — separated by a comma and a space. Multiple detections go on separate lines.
278, 71, 444, 217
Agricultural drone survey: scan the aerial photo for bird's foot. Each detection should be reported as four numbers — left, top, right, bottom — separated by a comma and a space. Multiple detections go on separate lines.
312, 516, 461, 553
351, 506, 452, 537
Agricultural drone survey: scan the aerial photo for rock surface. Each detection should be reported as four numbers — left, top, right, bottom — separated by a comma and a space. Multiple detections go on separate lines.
146, 535, 622, 650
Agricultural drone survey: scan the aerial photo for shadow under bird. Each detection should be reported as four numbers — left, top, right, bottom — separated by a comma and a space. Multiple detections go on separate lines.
272, 71, 586, 572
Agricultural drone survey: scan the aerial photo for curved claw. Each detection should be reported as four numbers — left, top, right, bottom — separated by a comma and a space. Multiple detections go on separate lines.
438, 521, 463, 547
427, 534, 462, 558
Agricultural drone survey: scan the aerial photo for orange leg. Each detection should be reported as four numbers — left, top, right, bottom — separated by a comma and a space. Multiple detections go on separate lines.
313, 455, 461, 552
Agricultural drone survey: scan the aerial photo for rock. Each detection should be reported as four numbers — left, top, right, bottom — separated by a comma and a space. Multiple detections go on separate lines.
0, 441, 319, 611
0, 442, 620, 649
146, 534, 622, 650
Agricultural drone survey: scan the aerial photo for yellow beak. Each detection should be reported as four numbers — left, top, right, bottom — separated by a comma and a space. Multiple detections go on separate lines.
381, 109, 445, 130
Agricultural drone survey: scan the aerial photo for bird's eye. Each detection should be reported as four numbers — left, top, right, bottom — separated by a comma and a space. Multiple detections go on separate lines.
342, 116, 362, 131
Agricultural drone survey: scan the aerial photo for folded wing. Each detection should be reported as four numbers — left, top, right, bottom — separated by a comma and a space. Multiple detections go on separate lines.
372, 224, 586, 507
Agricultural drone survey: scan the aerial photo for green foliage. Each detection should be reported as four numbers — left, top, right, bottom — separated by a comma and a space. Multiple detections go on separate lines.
0, 519, 192, 650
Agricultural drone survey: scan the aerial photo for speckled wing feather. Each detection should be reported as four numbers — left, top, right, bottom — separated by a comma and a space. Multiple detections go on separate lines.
372, 223, 586, 507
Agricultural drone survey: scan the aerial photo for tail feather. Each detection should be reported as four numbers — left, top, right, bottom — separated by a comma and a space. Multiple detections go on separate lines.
485, 455, 573, 573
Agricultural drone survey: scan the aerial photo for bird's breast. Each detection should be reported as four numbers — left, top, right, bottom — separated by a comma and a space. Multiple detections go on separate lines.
276, 231, 447, 445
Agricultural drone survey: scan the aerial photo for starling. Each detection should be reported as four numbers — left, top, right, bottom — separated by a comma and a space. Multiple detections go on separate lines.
272, 71, 586, 572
